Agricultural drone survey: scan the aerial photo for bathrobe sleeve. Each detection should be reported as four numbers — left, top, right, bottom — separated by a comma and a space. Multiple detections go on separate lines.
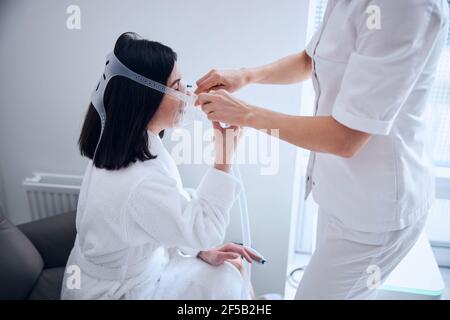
176, 188, 201, 257
127, 167, 241, 251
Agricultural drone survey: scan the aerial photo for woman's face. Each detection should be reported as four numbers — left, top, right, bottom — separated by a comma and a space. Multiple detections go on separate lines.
149, 63, 186, 132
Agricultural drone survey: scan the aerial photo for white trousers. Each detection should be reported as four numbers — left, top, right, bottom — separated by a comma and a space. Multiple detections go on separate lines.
295, 208, 428, 300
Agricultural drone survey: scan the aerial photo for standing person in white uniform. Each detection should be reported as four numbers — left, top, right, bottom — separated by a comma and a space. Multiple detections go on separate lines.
195, 0, 449, 299
61, 32, 260, 300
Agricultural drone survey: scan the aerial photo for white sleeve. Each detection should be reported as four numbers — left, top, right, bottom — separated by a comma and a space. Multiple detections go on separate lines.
127, 167, 241, 251
166, 247, 199, 260
305, 28, 321, 58
332, 0, 448, 135
176, 188, 201, 257
178, 247, 200, 257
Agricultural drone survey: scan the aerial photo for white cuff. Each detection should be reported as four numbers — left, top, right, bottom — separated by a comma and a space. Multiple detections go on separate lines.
332, 105, 393, 136
179, 247, 200, 257
197, 167, 241, 212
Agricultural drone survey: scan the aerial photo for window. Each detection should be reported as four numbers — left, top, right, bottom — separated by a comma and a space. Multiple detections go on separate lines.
426, 3, 450, 264
295, 0, 450, 266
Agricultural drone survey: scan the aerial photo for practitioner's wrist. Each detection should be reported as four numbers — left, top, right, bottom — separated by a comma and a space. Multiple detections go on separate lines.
240, 67, 253, 86
243, 105, 262, 128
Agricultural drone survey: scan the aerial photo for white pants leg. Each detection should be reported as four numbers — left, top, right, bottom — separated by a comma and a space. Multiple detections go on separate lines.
295, 208, 428, 300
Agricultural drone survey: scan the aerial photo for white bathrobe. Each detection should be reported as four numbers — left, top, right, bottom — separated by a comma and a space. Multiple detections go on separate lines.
61, 131, 244, 299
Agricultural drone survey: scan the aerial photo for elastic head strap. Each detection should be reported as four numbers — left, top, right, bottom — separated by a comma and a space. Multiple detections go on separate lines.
91, 52, 187, 130
90, 52, 189, 161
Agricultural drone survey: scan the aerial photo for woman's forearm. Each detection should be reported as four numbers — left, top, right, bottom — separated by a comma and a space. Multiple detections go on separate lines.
245, 106, 371, 158
242, 51, 312, 85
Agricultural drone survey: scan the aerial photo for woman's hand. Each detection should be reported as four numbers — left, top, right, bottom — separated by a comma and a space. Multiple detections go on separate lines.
195, 69, 249, 95
212, 121, 243, 172
197, 89, 255, 128
198, 243, 262, 267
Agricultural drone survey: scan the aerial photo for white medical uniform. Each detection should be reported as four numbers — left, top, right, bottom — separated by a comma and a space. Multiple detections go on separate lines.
61, 131, 243, 299
297, 0, 449, 299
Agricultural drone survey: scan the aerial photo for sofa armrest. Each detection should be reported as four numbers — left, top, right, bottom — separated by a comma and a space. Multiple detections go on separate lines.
0, 215, 44, 299
18, 211, 76, 269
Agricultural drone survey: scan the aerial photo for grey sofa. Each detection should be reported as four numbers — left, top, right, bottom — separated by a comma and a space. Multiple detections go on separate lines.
0, 207, 76, 300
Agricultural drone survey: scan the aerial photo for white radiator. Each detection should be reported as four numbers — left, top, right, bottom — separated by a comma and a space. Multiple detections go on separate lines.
23, 173, 83, 221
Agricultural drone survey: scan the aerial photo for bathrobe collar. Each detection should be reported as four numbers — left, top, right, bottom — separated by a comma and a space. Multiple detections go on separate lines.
147, 130, 164, 156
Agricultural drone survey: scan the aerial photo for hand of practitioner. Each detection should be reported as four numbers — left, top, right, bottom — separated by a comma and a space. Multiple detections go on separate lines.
195, 69, 249, 95
196, 89, 255, 128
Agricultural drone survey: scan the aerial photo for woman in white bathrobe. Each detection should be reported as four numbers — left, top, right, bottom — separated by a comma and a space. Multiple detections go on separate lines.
61, 32, 259, 300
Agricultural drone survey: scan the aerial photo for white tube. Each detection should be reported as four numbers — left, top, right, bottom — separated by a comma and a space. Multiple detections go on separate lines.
235, 164, 251, 248
233, 164, 252, 299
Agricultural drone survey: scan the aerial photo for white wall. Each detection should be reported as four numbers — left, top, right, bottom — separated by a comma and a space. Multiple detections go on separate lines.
0, 0, 309, 296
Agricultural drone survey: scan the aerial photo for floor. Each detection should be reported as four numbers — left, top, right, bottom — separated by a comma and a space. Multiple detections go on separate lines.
440, 267, 450, 299
285, 254, 450, 300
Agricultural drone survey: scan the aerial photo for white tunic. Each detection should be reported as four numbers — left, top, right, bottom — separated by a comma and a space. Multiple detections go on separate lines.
61, 131, 242, 299
305, 0, 449, 232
